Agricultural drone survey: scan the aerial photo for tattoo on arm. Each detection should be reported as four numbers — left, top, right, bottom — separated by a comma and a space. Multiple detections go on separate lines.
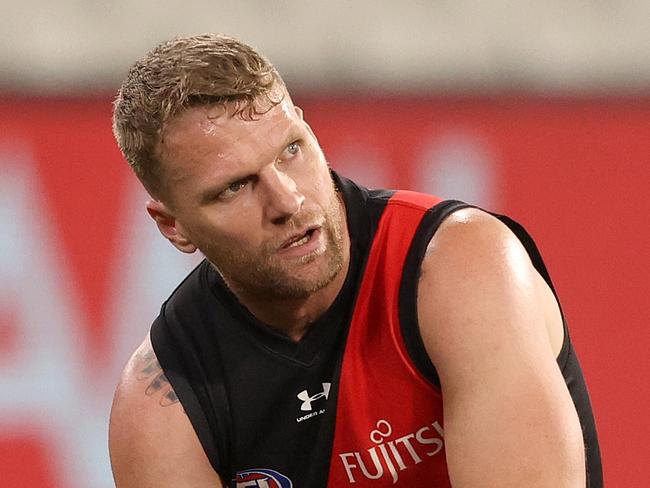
136, 350, 179, 407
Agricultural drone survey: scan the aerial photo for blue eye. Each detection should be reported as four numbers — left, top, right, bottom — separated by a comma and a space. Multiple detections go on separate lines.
286, 141, 300, 155
228, 181, 246, 192
219, 180, 248, 200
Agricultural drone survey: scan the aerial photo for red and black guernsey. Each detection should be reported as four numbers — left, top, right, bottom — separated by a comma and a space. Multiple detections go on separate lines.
151, 173, 602, 487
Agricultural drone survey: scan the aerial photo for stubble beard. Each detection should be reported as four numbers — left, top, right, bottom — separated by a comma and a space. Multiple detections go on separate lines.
205, 191, 346, 300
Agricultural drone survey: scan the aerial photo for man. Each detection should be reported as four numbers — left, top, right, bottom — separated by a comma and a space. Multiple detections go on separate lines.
109, 34, 601, 487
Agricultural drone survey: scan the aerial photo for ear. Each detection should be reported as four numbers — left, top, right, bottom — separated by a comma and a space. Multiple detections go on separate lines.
145, 200, 197, 254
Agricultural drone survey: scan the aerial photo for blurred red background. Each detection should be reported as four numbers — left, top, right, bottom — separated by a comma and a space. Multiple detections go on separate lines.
0, 96, 648, 487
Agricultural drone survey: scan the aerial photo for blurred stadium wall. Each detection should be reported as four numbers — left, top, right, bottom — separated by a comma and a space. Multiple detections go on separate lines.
1, 2, 648, 487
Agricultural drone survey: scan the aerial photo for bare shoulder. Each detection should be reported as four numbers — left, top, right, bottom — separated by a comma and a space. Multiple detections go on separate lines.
109, 335, 223, 488
416, 208, 585, 486
421, 206, 533, 277
417, 207, 564, 381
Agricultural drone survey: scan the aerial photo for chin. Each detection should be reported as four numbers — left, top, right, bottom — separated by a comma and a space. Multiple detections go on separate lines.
247, 256, 343, 300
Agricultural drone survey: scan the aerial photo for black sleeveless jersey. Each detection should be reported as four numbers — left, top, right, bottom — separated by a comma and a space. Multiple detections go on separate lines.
151, 173, 602, 487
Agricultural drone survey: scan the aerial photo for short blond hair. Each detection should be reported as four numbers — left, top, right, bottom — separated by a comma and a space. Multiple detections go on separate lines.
113, 34, 283, 197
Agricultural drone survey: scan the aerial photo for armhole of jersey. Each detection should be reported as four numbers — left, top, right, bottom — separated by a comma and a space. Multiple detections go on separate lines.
491, 215, 603, 486
398, 200, 474, 389
150, 310, 232, 479
491, 213, 571, 369
399, 203, 572, 389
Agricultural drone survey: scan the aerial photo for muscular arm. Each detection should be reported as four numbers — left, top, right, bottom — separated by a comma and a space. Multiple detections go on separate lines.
109, 335, 224, 488
417, 209, 584, 487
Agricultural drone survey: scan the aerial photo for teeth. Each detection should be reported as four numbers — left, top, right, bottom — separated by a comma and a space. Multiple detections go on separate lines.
288, 234, 310, 247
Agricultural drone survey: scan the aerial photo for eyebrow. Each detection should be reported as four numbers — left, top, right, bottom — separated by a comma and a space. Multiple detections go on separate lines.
197, 177, 236, 204
197, 170, 251, 205
279, 127, 304, 150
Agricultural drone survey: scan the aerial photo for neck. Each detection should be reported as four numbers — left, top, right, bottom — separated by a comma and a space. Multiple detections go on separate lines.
232, 254, 350, 341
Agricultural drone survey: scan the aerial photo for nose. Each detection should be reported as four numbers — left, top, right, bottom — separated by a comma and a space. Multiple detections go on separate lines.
260, 166, 305, 224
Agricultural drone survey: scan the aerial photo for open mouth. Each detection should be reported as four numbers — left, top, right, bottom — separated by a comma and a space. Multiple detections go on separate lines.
278, 226, 322, 255
286, 229, 315, 248
282, 228, 317, 249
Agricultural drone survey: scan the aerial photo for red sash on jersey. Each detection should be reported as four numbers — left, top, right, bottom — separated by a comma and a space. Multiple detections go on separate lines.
327, 191, 452, 487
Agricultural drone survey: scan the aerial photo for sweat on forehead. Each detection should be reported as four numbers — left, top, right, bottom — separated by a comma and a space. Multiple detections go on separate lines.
160, 82, 287, 134
156, 93, 301, 182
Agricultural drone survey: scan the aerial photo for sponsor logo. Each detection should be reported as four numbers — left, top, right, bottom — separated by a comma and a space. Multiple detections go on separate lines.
232, 468, 293, 488
295, 382, 331, 423
297, 382, 331, 411
338, 418, 444, 484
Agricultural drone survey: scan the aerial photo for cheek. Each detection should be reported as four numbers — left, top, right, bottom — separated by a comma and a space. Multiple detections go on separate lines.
298, 157, 330, 191
311, 168, 336, 201
196, 213, 259, 248
182, 212, 226, 244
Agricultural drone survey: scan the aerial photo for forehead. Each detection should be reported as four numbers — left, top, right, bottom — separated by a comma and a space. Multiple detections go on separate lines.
158, 91, 300, 180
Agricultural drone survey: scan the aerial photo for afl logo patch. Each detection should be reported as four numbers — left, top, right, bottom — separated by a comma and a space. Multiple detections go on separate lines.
232, 468, 293, 488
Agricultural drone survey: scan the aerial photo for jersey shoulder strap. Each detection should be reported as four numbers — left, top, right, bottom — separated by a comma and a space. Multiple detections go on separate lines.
150, 260, 233, 478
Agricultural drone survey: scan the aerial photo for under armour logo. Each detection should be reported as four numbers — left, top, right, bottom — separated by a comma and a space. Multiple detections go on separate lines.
297, 383, 331, 411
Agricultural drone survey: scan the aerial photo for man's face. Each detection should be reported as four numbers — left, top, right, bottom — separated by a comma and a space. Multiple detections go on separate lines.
155, 88, 347, 300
